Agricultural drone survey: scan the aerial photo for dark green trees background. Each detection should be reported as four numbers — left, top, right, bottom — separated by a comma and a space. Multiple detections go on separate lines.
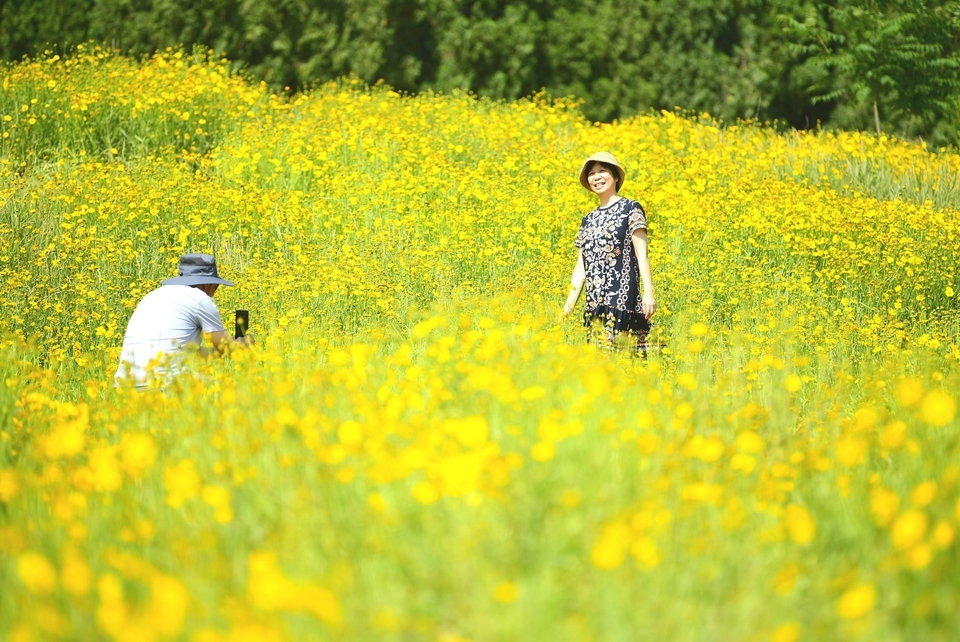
2, 0, 960, 146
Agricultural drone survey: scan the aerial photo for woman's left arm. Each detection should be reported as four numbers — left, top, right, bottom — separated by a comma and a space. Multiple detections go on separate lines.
632, 229, 656, 319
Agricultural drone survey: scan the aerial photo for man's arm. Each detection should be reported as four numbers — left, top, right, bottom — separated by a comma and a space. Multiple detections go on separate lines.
199, 330, 255, 357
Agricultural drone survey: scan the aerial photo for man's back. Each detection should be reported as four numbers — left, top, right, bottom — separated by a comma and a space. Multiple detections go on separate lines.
114, 285, 225, 386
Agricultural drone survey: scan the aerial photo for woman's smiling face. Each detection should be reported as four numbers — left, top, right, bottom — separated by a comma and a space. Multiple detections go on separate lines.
587, 162, 617, 196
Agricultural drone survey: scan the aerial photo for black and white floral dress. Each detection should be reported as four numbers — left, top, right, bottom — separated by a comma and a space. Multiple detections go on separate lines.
574, 197, 651, 344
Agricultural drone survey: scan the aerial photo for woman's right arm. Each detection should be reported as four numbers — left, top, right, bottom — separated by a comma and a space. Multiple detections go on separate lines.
563, 250, 586, 316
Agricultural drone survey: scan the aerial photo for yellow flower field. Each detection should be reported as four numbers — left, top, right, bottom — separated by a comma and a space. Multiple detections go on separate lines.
1, 47, 959, 641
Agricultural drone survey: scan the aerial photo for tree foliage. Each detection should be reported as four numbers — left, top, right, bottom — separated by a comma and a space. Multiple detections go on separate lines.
784, 0, 960, 141
1, 0, 959, 145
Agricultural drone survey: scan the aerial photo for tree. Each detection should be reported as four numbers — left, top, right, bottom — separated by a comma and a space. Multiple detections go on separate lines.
784, 0, 960, 140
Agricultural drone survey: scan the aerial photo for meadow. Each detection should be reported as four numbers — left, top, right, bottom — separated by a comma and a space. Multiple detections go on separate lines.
1, 46, 959, 641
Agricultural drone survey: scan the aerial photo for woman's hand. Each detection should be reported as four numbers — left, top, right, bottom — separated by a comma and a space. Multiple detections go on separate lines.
563, 253, 586, 318
632, 230, 656, 321
563, 282, 583, 317
641, 294, 656, 320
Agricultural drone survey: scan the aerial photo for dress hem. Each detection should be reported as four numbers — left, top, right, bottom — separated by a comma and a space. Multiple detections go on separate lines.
582, 305, 651, 333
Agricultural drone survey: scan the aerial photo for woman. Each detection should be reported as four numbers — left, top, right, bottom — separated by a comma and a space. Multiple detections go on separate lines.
563, 151, 656, 353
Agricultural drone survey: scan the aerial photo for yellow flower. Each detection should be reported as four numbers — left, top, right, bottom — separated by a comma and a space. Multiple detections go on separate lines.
337, 420, 364, 446
676, 372, 698, 391
784, 374, 802, 393
636, 432, 659, 454
869, 487, 900, 527
437, 452, 484, 496
932, 520, 955, 549
591, 523, 630, 569
17, 551, 57, 596
247, 551, 341, 623
880, 421, 907, 450
891, 510, 928, 551
449, 416, 489, 448
61, 549, 92, 596
774, 564, 799, 595
784, 505, 816, 544
202, 485, 234, 523
0, 469, 20, 502
368, 492, 388, 513
148, 574, 190, 636
40, 401, 89, 459
683, 434, 724, 461
674, 402, 694, 420
836, 474, 851, 497
903, 543, 933, 570
248, 551, 299, 611
895, 378, 924, 407
836, 436, 868, 466
531, 441, 556, 462
836, 583, 876, 619
412, 481, 440, 504
201, 484, 230, 508
736, 431, 765, 453
680, 483, 723, 504
302, 585, 342, 624
89, 446, 123, 492
120, 433, 157, 478
698, 436, 725, 462
95, 573, 127, 636
630, 536, 661, 569
493, 581, 519, 603
852, 407, 879, 431
519, 385, 545, 400
164, 459, 201, 508
921, 390, 956, 427
771, 622, 801, 642
909, 481, 937, 507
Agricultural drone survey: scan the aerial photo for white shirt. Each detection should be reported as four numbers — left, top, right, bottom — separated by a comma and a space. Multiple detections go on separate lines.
114, 285, 226, 387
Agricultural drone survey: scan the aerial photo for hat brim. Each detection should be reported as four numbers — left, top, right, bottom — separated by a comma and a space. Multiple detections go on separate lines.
161, 276, 235, 287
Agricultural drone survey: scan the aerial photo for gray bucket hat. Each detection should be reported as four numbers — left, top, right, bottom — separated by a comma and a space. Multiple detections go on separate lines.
161, 253, 235, 287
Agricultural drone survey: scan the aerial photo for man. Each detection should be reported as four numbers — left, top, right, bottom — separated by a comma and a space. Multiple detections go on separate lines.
114, 253, 253, 388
